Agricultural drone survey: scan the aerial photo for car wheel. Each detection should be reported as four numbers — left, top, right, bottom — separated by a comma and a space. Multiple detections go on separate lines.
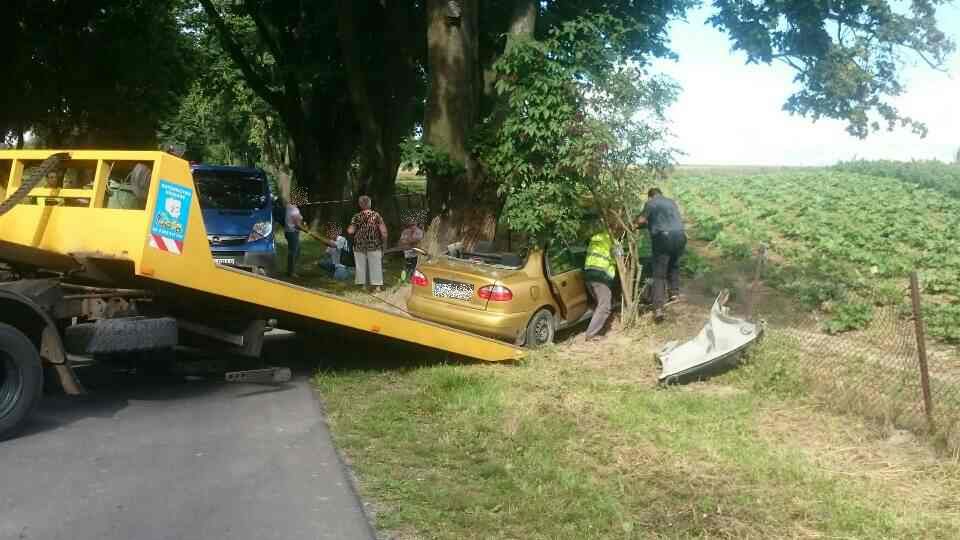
525, 309, 555, 349
0, 323, 44, 440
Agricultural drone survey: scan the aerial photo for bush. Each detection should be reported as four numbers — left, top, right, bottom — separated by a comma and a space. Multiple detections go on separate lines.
823, 302, 875, 334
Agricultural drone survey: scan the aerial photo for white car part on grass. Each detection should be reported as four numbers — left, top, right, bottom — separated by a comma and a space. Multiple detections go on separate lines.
656, 290, 763, 384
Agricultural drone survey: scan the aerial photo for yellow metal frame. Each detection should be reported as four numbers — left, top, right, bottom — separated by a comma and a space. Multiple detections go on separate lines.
0, 150, 524, 362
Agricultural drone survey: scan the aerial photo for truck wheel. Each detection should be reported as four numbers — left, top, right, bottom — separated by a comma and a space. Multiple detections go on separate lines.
64, 317, 178, 355
524, 309, 555, 349
0, 323, 43, 440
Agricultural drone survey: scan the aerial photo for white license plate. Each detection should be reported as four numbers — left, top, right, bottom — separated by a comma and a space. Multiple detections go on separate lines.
433, 279, 473, 301
214, 257, 237, 266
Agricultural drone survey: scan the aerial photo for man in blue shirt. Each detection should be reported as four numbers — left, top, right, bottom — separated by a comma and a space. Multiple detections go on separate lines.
636, 187, 687, 322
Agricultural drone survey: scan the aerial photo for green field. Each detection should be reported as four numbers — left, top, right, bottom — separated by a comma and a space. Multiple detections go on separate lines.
308, 165, 960, 539
670, 169, 960, 342
833, 160, 960, 199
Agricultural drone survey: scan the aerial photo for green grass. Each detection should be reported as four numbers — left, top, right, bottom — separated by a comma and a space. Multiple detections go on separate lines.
274, 232, 407, 293
396, 169, 426, 195
314, 333, 960, 539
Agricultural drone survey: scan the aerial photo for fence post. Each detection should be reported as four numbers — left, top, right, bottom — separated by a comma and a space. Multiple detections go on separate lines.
745, 244, 767, 321
910, 271, 935, 429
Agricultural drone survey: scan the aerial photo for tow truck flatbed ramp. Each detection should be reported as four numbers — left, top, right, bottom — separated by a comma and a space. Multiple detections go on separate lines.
0, 150, 524, 362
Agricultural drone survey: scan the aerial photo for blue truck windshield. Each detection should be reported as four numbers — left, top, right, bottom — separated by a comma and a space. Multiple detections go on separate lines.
194, 171, 268, 210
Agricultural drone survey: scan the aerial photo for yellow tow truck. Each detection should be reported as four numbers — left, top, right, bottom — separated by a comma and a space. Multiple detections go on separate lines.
0, 150, 523, 439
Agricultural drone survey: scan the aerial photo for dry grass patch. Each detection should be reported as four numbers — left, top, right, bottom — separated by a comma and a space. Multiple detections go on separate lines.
757, 404, 960, 519
315, 331, 960, 539
311, 249, 960, 538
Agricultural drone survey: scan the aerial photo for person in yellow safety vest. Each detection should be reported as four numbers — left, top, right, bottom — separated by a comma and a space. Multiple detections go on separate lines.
583, 228, 619, 341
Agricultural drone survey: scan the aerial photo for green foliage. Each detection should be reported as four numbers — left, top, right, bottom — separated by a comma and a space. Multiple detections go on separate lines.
710, 0, 955, 138
481, 13, 679, 326
834, 159, 960, 199
486, 13, 678, 242
673, 170, 960, 342
711, 231, 753, 260
1, 1, 194, 147
823, 302, 875, 335
400, 140, 466, 179
681, 249, 712, 277
926, 303, 960, 344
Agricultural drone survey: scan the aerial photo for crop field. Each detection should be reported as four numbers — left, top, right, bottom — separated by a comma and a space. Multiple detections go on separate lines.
670, 169, 960, 343
834, 159, 960, 199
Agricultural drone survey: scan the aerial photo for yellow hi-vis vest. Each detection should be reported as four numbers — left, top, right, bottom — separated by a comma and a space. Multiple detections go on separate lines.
584, 232, 616, 280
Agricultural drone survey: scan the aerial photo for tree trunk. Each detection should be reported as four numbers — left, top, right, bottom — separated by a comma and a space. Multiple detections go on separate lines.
422, 0, 541, 254
507, 0, 537, 48
424, 0, 495, 252
337, 0, 420, 243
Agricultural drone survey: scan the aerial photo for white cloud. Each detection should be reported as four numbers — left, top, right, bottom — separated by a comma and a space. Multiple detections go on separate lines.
652, 5, 960, 166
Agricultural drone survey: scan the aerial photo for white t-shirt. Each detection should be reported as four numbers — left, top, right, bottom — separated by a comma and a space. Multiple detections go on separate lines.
400, 226, 424, 258
284, 204, 302, 233
326, 235, 348, 265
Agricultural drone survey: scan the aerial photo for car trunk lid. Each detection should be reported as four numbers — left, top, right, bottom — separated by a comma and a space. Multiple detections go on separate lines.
414, 256, 522, 311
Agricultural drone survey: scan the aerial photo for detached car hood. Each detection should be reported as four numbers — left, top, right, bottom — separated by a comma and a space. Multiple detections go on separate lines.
656, 291, 763, 384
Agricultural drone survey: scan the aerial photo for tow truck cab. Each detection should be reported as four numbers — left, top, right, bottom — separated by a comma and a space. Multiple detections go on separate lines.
191, 165, 276, 274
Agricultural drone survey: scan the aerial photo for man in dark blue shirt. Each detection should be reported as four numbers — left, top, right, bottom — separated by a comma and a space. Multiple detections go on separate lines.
636, 187, 687, 322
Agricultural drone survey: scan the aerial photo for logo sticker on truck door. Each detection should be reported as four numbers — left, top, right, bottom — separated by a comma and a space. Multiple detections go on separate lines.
149, 180, 193, 255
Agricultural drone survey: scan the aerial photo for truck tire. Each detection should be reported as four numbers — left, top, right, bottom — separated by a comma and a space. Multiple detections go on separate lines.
64, 317, 178, 355
0, 323, 43, 440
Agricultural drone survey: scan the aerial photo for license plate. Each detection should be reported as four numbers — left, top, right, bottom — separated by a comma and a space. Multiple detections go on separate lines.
433, 279, 474, 301
214, 257, 237, 266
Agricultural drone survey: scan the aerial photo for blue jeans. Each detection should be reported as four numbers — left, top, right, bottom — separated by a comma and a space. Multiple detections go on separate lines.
284, 231, 300, 276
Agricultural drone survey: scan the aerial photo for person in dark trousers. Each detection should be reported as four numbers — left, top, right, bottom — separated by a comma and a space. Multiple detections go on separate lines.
636, 187, 686, 322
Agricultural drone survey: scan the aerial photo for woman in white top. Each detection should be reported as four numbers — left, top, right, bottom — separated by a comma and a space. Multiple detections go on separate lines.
283, 191, 305, 278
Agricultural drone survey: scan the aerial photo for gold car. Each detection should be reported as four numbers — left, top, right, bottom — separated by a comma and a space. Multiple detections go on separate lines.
406, 242, 595, 347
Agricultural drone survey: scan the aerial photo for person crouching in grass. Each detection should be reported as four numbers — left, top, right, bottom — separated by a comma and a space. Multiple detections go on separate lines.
317, 223, 353, 281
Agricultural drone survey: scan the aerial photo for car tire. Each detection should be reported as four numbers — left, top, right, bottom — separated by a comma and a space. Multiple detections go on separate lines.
524, 309, 555, 349
0, 323, 44, 441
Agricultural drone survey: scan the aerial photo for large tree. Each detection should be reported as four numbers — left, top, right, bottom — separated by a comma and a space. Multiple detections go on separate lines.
2, 0, 193, 148
417, 0, 954, 249
198, 0, 426, 227
417, 0, 693, 250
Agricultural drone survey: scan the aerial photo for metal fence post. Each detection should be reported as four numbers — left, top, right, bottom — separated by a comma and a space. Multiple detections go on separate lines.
745, 244, 767, 321
910, 271, 935, 429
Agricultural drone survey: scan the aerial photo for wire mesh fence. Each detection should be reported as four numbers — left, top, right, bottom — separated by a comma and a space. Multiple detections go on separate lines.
744, 246, 960, 452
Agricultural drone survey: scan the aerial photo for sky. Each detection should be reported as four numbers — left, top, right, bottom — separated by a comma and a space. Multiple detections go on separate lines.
650, 3, 960, 166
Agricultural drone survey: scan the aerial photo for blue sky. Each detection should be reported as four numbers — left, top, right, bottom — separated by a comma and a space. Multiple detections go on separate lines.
651, 3, 960, 166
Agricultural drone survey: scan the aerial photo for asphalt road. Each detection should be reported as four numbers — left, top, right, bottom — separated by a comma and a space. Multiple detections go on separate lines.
0, 355, 376, 540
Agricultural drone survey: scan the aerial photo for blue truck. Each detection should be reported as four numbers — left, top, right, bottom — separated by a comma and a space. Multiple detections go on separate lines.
190, 165, 277, 275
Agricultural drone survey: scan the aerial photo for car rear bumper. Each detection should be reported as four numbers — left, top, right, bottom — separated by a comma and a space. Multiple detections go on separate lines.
407, 293, 529, 342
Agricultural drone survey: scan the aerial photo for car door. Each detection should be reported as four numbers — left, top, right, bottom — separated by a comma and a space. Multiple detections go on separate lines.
545, 241, 590, 324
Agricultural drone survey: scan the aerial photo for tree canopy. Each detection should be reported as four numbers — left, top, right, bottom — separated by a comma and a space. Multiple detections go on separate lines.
2, 0, 193, 148
3, 0, 955, 234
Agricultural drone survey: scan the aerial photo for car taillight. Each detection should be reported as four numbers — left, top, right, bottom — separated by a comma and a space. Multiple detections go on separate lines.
478, 285, 513, 301
411, 270, 428, 287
